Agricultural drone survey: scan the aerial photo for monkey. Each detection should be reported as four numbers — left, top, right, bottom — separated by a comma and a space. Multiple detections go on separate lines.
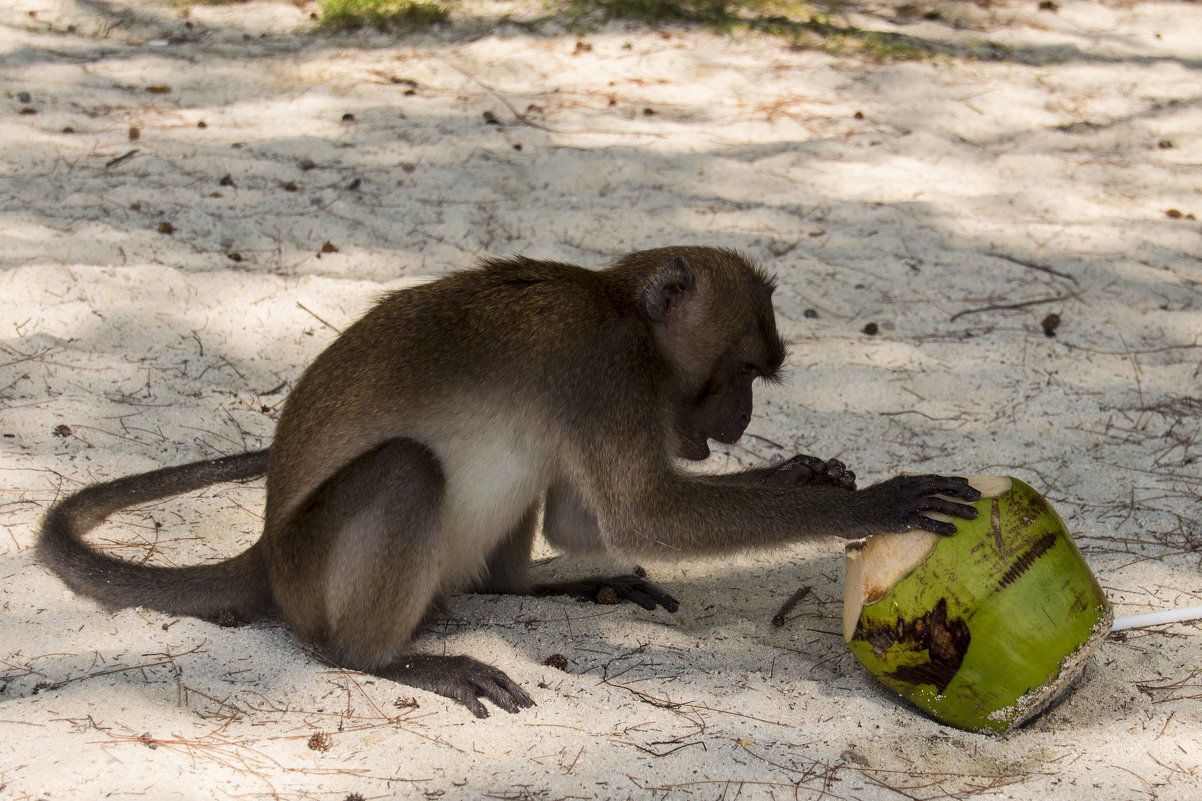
38, 246, 981, 718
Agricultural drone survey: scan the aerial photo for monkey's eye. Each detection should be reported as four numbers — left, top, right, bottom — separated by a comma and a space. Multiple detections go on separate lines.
740, 363, 759, 377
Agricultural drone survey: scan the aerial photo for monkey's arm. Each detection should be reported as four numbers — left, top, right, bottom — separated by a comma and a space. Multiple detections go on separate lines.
535, 455, 853, 602
594, 467, 980, 559
464, 487, 677, 611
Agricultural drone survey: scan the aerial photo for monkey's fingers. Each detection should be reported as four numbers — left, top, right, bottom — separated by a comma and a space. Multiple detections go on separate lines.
912, 514, 961, 537
911, 498, 982, 536
878, 473, 983, 504
923, 475, 983, 502
771, 455, 856, 490
862, 474, 982, 538
822, 458, 857, 491
769, 454, 825, 485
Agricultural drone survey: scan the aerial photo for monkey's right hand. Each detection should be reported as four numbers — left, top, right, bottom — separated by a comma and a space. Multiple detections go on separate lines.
860, 474, 981, 537
768, 455, 856, 490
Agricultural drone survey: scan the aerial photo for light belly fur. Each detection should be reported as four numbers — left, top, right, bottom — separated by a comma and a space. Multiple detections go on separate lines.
432, 422, 551, 592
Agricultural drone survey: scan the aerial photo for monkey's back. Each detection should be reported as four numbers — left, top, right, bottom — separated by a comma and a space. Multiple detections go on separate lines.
262, 258, 654, 537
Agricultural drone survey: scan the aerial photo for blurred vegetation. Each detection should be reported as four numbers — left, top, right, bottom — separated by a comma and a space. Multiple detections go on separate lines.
316, 0, 452, 31
307, 0, 962, 61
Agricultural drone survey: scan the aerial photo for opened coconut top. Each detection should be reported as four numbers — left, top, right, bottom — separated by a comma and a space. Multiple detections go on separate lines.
842, 475, 1012, 642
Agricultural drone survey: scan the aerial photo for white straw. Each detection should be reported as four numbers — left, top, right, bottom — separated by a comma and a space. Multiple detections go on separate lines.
1112, 604, 1202, 631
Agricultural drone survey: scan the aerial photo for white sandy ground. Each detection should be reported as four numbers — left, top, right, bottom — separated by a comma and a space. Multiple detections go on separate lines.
1, 0, 1200, 798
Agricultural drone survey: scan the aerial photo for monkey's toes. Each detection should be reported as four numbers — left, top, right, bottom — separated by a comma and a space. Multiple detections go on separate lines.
389, 654, 534, 718
604, 574, 679, 612
460, 665, 535, 715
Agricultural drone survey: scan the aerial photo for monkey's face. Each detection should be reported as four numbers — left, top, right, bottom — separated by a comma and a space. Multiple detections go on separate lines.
675, 349, 780, 461
627, 246, 786, 461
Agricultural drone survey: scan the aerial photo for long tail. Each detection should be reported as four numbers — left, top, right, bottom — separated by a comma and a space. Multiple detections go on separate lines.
37, 450, 275, 620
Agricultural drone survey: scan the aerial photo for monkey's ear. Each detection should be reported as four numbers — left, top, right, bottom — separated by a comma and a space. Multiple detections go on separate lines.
640, 256, 696, 323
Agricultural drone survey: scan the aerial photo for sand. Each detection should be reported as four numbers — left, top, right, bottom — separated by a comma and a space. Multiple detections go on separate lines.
1, 1, 1200, 798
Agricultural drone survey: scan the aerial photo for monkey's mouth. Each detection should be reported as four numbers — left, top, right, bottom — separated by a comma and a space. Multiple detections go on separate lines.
677, 431, 712, 461
679, 426, 747, 461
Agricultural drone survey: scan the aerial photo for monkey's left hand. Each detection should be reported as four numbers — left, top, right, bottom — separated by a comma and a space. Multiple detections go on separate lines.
767, 455, 856, 490
534, 569, 679, 613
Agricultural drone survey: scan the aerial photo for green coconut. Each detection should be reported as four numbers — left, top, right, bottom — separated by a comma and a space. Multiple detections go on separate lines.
843, 476, 1112, 734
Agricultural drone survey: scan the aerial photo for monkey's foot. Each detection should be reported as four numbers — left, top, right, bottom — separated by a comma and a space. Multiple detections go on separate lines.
534, 572, 679, 613
385, 654, 535, 719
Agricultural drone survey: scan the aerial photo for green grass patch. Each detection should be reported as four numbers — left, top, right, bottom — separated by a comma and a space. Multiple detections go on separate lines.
565, 1, 936, 60
568, 0, 788, 30
300, 0, 989, 62
316, 0, 452, 32
572, 0, 742, 28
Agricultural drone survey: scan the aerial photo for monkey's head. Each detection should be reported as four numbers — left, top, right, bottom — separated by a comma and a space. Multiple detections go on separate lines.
620, 247, 787, 461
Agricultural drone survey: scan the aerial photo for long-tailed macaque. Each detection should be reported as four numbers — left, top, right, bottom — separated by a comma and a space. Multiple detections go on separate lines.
39, 247, 980, 717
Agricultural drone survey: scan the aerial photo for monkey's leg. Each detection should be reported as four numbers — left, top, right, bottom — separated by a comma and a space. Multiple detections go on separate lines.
469, 501, 678, 612
471, 505, 539, 594
278, 438, 534, 718
537, 481, 679, 612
